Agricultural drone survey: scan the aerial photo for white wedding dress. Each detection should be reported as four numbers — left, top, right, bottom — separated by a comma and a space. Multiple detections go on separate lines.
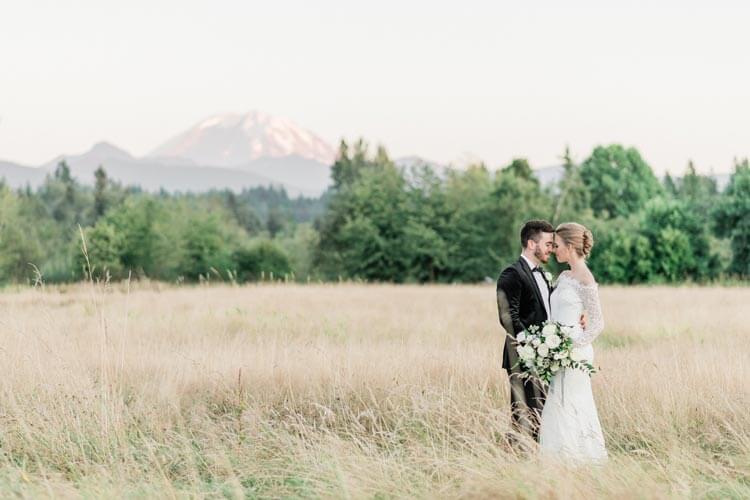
539, 271, 608, 463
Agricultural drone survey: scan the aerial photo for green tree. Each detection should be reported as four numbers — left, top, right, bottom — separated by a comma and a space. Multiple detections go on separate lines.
579, 145, 662, 219
177, 211, 235, 281
402, 165, 450, 282
663, 172, 679, 197
266, 207, 285, 238
225, 190, 262, 235
330, 139, 391, 190
316, 143, 410, 281
233, 240, 291, 282
714, 159, 750, 277
78, 197, 161, 279
93, 165, 109, 219
552, 146, 591, 224
588, 219, 649, 283
79, 221, 123, 280
274, 223, 320, 280
0, 187, 43, 282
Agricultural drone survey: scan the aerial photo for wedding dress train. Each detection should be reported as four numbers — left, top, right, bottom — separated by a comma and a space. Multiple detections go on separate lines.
538, 272, 608, 463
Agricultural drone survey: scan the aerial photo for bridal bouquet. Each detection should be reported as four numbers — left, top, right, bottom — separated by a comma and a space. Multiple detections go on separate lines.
514, 321, 596, 383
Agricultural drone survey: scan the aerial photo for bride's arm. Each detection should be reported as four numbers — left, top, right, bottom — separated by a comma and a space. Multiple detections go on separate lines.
573, 284, 604, 347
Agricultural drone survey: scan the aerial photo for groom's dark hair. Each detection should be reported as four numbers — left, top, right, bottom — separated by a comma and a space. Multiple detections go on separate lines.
520, 220, 554, 248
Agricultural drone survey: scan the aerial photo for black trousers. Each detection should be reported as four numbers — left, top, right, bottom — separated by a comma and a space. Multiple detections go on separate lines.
508, 371, 547, 441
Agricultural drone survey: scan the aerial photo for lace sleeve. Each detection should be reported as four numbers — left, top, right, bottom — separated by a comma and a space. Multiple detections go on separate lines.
574, 282, 604, 347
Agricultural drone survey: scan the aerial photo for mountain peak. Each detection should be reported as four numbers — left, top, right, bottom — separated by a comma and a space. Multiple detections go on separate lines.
89, 141, 133, 160
149, 110, 335, 166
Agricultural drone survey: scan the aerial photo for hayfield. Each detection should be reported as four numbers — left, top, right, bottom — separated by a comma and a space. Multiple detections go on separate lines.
0, 281, 748, 498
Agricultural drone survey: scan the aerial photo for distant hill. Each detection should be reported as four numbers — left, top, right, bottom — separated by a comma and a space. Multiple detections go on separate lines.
0, 114, 734, 197
0, 111, 336, 197
0, 160, 47, 188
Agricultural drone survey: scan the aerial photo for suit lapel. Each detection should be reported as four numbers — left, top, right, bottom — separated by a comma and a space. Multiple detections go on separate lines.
518, 257, 545, 314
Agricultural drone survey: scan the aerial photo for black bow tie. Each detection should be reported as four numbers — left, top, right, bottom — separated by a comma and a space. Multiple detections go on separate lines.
533, 267, 550, 282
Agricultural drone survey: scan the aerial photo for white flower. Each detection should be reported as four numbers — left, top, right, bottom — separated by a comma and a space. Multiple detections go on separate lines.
532, 338, 541, 347
542, 323, 557, 336
551, 362, 560, 372
561, 358, 571, 367
570, 348, 585, 362
517, 345, 536, 361
536, 344, 549, 357
561, 325, 574, 337
516, 331, 527, 343
544, 271, 553, 283
545, 334, 561, 349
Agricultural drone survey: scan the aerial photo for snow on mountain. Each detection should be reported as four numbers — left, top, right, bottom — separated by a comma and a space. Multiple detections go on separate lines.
148, 111, 336, 167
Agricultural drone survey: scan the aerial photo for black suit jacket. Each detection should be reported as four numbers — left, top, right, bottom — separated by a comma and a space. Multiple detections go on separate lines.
496, 257, 550, 370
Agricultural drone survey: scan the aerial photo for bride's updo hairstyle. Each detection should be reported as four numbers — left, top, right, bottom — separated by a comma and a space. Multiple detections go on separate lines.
555, 222, 594, 259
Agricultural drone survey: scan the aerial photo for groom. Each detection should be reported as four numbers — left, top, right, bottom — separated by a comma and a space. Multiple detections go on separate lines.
496, 220, 555, 442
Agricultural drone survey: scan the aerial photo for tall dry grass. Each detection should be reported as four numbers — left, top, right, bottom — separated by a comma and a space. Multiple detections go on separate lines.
0, 281, 748, 498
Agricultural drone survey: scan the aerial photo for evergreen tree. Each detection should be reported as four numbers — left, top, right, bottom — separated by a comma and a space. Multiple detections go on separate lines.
266, 208, 285, 238
552, 146, 590, 224
94, 165, 108, 219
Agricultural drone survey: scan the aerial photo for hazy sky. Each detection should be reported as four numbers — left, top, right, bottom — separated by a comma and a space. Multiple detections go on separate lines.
1, 0, 749, 174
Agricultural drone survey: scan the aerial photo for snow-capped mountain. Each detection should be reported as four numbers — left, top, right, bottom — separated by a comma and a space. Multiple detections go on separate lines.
149, 111, 336, 167
0, 111, 339, 196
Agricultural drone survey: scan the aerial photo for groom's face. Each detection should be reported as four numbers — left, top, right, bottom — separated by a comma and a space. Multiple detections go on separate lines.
533, 232, 555, 264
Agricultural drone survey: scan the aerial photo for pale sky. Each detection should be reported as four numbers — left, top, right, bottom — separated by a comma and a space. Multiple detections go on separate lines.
1, 0, 749, 174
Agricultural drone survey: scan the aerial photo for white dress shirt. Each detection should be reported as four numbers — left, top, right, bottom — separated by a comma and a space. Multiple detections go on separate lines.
521, 254, 551, 319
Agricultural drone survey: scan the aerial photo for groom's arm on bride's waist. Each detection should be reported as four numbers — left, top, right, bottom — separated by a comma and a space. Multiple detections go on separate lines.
496, 267, 524, 337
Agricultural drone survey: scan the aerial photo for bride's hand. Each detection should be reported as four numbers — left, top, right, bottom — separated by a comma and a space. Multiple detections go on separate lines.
579, 313, 588, 330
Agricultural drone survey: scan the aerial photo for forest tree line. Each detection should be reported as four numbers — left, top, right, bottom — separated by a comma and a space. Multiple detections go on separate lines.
0, 141, 748, 285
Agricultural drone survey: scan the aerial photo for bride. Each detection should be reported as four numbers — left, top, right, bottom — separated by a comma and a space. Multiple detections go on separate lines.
538, 222, 607, 462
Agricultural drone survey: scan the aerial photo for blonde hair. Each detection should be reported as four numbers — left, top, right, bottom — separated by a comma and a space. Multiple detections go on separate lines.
555, 222, 594, 258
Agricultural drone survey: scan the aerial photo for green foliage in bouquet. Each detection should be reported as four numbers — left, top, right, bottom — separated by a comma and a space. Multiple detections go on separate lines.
513, 321, 597, 384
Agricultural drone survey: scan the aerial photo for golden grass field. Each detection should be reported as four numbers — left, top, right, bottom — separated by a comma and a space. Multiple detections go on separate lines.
0, 281, 748, 498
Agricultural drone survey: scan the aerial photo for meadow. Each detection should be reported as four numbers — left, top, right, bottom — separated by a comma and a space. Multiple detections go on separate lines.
0, 282, 748, 498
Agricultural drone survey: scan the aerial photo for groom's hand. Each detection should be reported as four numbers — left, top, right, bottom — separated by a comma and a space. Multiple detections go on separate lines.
580, 313, 588, 330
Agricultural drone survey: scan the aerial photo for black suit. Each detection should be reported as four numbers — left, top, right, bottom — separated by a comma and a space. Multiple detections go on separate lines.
496, 257, 550, 441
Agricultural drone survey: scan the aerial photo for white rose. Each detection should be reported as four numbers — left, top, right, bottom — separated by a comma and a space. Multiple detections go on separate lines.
544, 272, 553, 283
561, 358, 570, 367
516, 331, 527, 343
542, 324, 557, 336
536, 344, 549, 357
551, 362, 560, 372
570, 348, 585, 362
545, 334, 561, 349
532, 338, 541, 347
517, 345, 535, 361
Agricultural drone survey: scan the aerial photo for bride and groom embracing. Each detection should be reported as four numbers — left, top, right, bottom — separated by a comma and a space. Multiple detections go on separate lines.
496, 220, 607, 462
